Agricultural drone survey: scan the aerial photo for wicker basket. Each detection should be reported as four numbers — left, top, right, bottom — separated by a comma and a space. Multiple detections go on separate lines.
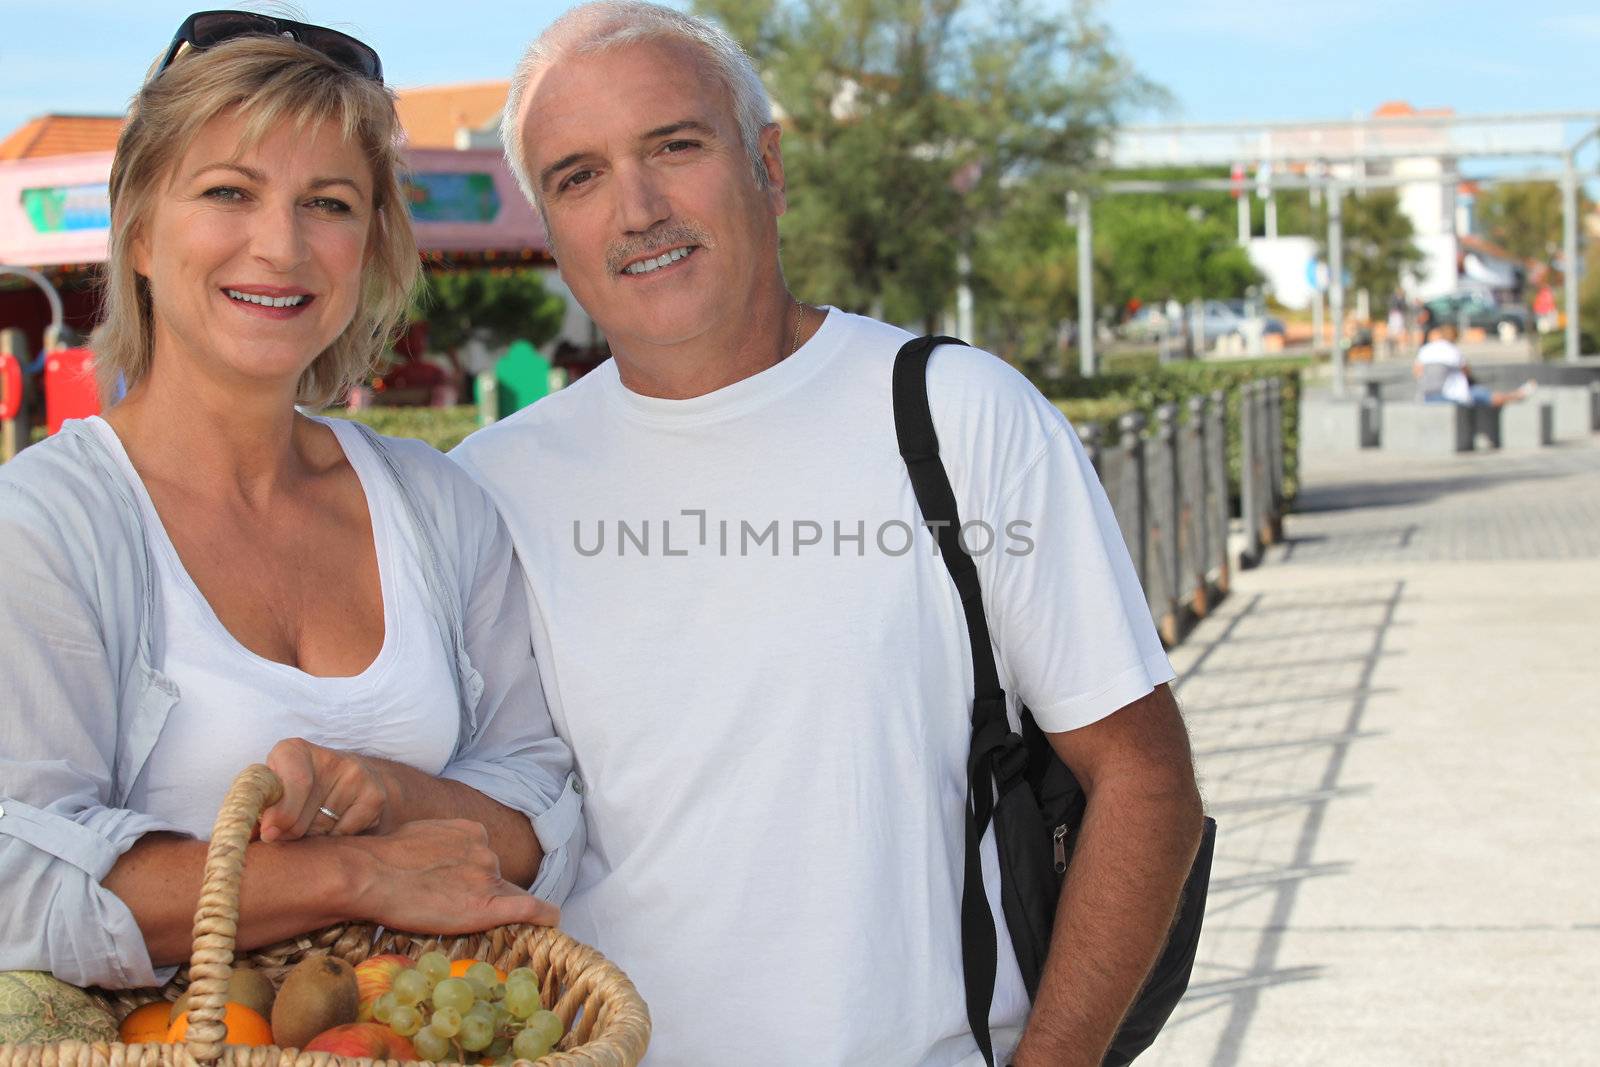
0, 764, 649, 1067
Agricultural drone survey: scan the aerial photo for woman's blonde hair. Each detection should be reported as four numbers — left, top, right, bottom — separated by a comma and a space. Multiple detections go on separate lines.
95, 35, 418, 406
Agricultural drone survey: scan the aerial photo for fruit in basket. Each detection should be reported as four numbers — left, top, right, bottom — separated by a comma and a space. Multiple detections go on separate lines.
449, 959, 507, 982
354, 954, 411, 1019
343, 956, 566, 1064
0, 972, 118, 1045
165, 1002, 274, 1047
270, 954, 359, 1049
116, 1001, 173, 1045
303, 1021, 418, 1060
168, 967, 276, 1024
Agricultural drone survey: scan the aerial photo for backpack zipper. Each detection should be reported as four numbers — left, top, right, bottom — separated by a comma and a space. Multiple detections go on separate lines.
1053, 823, 1069, 873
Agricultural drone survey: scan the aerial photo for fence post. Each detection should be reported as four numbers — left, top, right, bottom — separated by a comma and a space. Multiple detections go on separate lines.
1208, 389, 1230, 596
1077, 420, 1103, 480
1265, 376, 1285, 543
1154, 403, 1182, 645
1186, 394, 1211, 617
1118, 411, 1150, 610
1240, 381, 1263, 568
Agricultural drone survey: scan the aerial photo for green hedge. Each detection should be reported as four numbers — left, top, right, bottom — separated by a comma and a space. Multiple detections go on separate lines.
1044, 357, 1308, 505
322, 405, 482, 452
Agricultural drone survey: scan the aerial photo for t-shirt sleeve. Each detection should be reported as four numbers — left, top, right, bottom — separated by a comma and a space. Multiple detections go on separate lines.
969, 397, 1175, 734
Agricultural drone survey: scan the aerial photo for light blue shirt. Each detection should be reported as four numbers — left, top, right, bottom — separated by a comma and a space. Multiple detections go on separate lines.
0, 419, 583, 988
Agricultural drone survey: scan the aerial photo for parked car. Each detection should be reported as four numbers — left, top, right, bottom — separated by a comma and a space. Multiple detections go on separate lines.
1117, 305, 1176, 343
1223, 300, 1287, 338
1420, 291, 1529, 341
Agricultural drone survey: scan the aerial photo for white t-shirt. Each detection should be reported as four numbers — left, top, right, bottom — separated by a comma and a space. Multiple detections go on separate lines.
1416, 338, 1471, 404
451, 309, 1174, 1067
91, 416, 460, 839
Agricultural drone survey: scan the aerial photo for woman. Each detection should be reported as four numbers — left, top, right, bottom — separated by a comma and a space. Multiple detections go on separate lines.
0, 13, 581, 990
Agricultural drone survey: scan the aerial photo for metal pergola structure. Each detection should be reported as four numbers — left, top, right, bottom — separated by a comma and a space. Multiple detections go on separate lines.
1073, 111, 1600, 392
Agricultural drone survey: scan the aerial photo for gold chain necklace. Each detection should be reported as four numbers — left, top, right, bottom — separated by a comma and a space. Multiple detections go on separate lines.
789, 300, 805, 357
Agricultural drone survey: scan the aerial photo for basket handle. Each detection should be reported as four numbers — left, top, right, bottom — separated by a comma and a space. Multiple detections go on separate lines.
181, 764, 284, 1064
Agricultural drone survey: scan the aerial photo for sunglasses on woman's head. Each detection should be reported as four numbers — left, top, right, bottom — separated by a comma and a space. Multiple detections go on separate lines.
155, 9, 383, 84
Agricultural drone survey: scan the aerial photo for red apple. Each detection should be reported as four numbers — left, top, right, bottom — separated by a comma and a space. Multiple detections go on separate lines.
354, 955, 411, 1021
303, 1022, 417, 1060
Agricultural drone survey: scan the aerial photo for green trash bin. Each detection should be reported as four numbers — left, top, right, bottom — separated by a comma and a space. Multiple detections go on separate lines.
495, 339, 552, 419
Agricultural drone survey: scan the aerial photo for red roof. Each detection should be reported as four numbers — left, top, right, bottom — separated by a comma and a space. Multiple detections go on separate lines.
0, 115, 124, 161
394, 81, 509, 149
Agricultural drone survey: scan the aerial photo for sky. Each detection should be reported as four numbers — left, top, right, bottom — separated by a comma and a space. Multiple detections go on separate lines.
2, 1, 1598, 152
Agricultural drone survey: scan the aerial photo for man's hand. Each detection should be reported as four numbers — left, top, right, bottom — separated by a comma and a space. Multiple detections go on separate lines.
348, 819, 560, 932
1010, 683, 1203, 1067
261, 737, 393, 841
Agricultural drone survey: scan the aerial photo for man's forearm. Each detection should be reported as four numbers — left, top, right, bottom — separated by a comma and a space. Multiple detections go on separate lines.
1011, 779, 1204, 1067
371, 760, 545, 886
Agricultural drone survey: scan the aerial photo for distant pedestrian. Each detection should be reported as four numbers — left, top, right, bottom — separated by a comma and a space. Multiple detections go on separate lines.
1386, 290, 1407, 359
1415, 325, 1534, 407
1533, 284, 1557, 334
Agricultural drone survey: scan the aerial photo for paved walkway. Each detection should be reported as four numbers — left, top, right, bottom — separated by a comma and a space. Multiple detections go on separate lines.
1142, 439, 1600, 1066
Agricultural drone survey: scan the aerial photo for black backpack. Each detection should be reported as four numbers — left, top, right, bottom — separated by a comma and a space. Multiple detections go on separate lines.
891, 335, 1219, 1066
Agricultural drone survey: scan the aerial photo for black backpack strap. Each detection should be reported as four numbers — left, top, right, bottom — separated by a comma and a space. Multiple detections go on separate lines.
892, 334, 1015, 1067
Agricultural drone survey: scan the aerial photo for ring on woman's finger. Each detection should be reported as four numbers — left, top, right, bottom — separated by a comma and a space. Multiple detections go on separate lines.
318, 805, 342, 822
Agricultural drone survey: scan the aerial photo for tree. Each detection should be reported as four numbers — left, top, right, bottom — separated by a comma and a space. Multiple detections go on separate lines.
1090, 198, 1260, 309
693, 0, 1162, 333
1474, 181, 1586, 264
1318, 190, 1425, 303
413, 268, 566, 387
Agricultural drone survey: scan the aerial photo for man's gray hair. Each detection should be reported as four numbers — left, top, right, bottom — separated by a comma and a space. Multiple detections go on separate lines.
502, 0, 773, 212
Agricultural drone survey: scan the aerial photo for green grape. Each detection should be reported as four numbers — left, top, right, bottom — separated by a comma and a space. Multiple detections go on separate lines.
371, 991, 398, 1024
390, 1004, 424, 1038
432, 978, 475, 1014
525, 1010, 564, 1048
459, 1014, 495, 1053
428, 1005, 462, 1038
417, 951, 452, 986
465, 962, 501, 994
505, 968, 538, 990
466, 1001, 497, 1024
512, 1027, 553, 1062
486, 1036, 511, 1060
502, 982, 540, 1020
394, 968, 432, 1007
412, 1027, 451, 1062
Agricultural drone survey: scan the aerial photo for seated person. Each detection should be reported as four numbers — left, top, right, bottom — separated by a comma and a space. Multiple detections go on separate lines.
1415, 324, 1534, 408
0, 13, 580, 990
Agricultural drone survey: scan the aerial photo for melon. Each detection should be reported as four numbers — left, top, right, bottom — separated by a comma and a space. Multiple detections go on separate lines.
0, 972, 119, 1045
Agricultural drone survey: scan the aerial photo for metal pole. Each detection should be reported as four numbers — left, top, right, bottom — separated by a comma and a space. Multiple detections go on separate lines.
953, 247, 966, 340
1328, 184, 1346, 396
1237, 191, 1250, 245
0, 265, 64, 340
1563, 156, 1581, 361
1075, 191, 1096, 378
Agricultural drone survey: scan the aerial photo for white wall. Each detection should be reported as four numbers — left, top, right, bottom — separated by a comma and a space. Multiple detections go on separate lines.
1247, 236, 1320, 310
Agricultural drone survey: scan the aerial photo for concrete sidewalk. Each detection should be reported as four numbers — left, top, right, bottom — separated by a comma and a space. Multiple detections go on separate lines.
1141, 440, 1600, 1066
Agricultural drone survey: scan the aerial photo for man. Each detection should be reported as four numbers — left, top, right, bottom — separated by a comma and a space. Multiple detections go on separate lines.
452, 3, 1204, 1063
1414, 324, 1534, 407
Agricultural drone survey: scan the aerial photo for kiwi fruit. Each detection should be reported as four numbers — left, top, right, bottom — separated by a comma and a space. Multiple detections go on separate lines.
269, 954, 359, 1049
167, 966, 277, 1024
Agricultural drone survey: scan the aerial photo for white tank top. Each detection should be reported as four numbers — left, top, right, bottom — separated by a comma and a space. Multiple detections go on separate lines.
91, 416, 460, 840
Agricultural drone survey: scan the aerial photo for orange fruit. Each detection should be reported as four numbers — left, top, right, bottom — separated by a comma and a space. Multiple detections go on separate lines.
118, 1002, 174, 1044
165, 1002, 274, 1047
447, 960, 507, 982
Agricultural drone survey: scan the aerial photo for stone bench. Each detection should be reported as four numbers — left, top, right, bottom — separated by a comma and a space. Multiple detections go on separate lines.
1544, 385, 1598, 440
1381, 402, 1473, 454
1500, 400, 1554, 449
1300, 395, 1379, 453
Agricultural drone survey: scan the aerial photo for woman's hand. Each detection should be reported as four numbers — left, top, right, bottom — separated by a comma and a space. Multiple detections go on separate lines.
261, 737, 392, 842
349, 819, 559, 932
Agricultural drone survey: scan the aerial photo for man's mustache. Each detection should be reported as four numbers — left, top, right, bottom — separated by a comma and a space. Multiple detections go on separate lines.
606, 224, 712, 275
